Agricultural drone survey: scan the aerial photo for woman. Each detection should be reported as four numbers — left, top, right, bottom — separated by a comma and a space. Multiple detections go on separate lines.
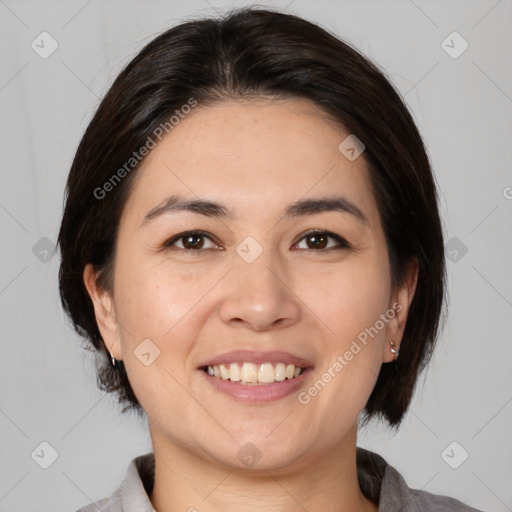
58, 7, 484, 512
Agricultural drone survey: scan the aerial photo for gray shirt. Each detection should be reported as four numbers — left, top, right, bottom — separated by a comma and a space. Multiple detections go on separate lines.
75, 447, 485, 511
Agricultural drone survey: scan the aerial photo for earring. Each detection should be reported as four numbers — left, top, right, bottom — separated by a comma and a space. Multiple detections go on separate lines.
390, 340, 399, 360
110, 352, 117, 367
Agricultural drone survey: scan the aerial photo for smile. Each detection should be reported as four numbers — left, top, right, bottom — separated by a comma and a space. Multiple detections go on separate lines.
203, 362, 306, 384
198, 349, 313, 402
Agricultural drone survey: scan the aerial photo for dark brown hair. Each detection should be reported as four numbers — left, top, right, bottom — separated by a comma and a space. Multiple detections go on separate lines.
58, 6, 447, 429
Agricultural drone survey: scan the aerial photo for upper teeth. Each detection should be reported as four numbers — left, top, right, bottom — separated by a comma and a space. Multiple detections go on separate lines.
206, 362, 304, 384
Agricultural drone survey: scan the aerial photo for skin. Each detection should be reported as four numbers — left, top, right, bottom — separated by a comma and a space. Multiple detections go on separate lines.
84, 98, 418, 512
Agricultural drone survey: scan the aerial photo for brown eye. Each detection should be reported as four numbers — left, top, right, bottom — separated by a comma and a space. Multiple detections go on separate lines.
294, 230, 350, 251
305, 232, 328, 249
164, 231, 220, 251
182, 233, 205, 249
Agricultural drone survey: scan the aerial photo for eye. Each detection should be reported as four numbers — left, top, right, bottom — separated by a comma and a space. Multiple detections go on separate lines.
293, 230, 350, 251
163, 230, 221, 251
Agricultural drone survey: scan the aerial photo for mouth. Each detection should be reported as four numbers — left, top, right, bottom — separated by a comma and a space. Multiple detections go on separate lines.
197, 350, 313, 402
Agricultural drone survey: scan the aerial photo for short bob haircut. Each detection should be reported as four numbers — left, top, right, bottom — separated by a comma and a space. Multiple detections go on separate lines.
58, 6, 447, 430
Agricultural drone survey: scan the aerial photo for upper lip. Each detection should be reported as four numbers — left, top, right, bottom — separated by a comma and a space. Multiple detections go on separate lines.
198, 350, 314, 369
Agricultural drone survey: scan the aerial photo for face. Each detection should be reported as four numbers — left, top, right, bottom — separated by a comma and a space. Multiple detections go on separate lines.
85, 98, 416, 472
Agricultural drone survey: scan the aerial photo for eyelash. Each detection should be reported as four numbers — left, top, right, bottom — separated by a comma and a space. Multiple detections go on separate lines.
162, 229, 351, 252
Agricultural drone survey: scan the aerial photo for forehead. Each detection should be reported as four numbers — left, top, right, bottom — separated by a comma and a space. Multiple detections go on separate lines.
122, 98, 379, 228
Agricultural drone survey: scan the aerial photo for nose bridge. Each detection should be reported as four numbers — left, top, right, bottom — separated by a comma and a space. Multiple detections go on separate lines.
234, 235, 286, 296
218, 236, 300, 330
237, 241, 280, 288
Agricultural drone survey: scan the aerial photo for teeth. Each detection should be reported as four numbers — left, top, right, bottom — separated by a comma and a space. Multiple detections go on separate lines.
258, 362, 275, 383
241, 362, 258, 383
205, 362, 305, 384
274, 363, 286, 381
229, 362, 241, 381
219, 364, 230, 380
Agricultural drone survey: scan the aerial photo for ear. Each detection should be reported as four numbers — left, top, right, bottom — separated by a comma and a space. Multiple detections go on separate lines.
83, 263, 123, 361
383, 257, 419, 363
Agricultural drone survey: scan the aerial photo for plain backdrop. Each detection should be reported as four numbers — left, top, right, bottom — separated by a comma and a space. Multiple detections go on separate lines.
0, 1, 511, 511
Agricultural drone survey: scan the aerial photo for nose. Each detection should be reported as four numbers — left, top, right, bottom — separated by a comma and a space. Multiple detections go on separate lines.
218, 246, 301, 332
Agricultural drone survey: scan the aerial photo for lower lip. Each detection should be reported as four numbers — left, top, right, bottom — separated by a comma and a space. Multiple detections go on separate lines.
199, 367, 313, 402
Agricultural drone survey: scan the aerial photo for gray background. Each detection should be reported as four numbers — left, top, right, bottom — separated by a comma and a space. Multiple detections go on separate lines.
0, 0, 511, 511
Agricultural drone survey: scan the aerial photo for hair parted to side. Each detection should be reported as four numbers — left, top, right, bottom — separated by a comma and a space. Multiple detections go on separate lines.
58, 6, 447, 429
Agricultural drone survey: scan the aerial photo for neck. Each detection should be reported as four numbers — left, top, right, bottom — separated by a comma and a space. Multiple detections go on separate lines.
148, 423, 378, 512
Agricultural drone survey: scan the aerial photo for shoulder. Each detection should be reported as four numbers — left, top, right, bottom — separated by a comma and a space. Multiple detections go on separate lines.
74, 489, 122, 512
73, 452, 155, 512
382, 463, 486, 511
356, 447, 486, 512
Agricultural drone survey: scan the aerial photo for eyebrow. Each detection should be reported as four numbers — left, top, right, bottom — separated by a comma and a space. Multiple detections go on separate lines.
140, 194, 369, 227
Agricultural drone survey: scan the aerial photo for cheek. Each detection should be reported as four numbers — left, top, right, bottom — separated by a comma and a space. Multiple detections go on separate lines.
113, 255, 215, 339
313, 258, 390, 410
301, 257, 391, 342
111, 261, 205, 419
300, 257, 390, 412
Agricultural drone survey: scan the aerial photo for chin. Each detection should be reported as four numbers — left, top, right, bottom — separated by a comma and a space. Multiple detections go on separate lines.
203, 436, 308, 473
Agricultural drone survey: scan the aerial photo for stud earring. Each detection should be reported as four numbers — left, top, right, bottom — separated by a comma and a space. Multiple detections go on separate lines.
390, 340, 399, 360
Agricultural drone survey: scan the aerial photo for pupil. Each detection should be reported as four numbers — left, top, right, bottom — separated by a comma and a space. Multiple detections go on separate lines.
185, 234, 203, 249
308, 233, 327, 249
